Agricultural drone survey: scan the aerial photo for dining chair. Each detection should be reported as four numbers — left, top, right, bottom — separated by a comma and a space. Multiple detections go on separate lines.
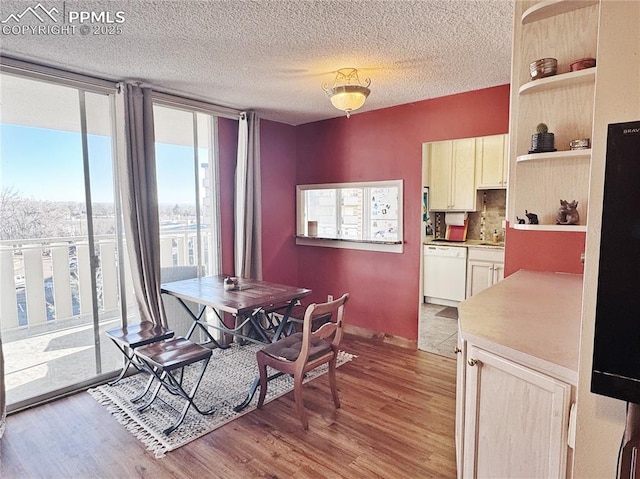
256, 293, 349, 429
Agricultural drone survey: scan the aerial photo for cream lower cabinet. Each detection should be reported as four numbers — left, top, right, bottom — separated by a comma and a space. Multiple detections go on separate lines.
461, 346, 571, 479
455, 332, 466, 479
466, 247, 504, 298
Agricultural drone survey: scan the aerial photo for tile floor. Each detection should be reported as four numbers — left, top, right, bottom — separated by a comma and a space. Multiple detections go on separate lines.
418, 303, 458, 359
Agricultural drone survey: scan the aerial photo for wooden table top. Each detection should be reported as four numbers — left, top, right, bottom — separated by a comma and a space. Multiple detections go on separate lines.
161, 275, 311, 316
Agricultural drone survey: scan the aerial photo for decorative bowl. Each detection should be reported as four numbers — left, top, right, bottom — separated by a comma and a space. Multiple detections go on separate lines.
530, 58, 557, 80
569, 57, 596, 71
569, 138, 591, 150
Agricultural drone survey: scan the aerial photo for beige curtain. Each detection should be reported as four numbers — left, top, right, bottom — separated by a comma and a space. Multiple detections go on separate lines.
118, 84, 166, 327
234, 112, 262, 279
0, 330, 5, 437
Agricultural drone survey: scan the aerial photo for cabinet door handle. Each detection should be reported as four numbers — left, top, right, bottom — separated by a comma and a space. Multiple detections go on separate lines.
468, 358, 479, 366
454, 347, 462, 354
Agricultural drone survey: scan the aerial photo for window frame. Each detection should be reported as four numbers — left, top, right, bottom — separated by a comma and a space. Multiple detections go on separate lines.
296, 179, 403, 253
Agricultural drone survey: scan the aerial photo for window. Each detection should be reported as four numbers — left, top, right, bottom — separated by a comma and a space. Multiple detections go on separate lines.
0, 69, 134, 410
296, 180, 403, 253
153, 103, 220, 275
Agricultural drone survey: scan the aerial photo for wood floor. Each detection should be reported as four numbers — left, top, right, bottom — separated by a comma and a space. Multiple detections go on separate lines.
0, 336, 457, 479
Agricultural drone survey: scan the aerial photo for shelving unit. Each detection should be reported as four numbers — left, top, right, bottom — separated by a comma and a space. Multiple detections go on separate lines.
517, 149, 591, 163
518, 68, 596, 95
521, 0, 598, 24
507, 0, 599, 231
512, 224, 587, 232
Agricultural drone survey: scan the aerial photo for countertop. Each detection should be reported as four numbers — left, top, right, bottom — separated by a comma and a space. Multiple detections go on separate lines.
458, 270, 583, 384
424, 238, 505, 249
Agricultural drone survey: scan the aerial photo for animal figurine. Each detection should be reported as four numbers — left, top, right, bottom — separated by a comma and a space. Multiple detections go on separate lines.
556, 199, 580, 225
516, 216, 526, 224
525, 210, 539, 225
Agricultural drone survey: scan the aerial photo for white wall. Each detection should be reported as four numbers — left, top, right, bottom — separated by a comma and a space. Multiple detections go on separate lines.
574, 1, 640, 477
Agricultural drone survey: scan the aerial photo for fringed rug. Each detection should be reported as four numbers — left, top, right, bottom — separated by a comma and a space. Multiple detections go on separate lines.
88, 343, 354, 458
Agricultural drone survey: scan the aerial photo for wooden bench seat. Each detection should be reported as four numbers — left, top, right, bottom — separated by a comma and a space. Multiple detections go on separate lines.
134, 337, 215, 435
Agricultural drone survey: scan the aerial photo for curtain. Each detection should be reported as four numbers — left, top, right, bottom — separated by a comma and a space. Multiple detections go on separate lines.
234, 112, 262, 279
0, 330, 5, 437
118, 84, 167, 327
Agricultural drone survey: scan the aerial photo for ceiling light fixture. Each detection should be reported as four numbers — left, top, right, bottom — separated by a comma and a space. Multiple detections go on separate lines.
322, 68, 371, 118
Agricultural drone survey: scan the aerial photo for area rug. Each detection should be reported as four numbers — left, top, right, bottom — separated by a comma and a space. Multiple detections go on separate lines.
435, 306, 458, 320
88, 343, 354, 458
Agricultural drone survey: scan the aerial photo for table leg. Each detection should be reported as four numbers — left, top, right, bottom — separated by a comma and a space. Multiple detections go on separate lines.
177, 298, 227, 349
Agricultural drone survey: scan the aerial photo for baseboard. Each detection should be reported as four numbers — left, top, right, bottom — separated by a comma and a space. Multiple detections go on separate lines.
424, 297, 460, 308
344, 324, 417, 350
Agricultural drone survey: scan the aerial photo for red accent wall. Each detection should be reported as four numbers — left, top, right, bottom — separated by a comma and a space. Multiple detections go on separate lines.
260, 120, 299, 285
293, 85, 511, 340
218, 117, 238, 276
504, 224, 586, 276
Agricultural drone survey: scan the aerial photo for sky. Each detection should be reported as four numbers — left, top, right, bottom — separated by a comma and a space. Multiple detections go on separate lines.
1, 124, 198, 205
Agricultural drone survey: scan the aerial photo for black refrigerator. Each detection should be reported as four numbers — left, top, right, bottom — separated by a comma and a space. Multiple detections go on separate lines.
592, 120, 640, 403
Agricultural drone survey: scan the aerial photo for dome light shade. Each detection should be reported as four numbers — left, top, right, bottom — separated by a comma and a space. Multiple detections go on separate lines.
323, 68, 371, 118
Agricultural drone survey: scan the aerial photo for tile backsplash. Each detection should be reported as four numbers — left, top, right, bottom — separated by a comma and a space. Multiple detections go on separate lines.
429, 189, 507, 241
468, 190, 506, 241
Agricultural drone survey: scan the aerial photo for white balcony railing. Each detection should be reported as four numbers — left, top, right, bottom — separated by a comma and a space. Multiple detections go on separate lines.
0, 231, 211, 332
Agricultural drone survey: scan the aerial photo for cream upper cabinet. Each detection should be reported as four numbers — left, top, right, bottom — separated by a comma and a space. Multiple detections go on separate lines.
475, 134, 508, 189
426, 140, 453, 210
425, 138, 479, 211
451, 138, 477, 209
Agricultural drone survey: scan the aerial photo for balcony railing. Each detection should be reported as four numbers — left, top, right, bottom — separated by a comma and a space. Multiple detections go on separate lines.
0, 230, 212, 332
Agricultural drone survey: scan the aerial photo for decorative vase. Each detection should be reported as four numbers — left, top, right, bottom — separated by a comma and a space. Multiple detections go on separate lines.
529, 123, 556, 153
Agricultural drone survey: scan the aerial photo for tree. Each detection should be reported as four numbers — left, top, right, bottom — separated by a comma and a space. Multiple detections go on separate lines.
0, 187, 69, 241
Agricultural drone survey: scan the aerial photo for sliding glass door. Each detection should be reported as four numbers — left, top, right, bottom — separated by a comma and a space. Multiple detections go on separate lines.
0, 72, 135, 409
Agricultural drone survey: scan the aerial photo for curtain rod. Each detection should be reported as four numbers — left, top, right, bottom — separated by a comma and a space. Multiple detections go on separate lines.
1, 55, 117, 94
1, 55, 244, 121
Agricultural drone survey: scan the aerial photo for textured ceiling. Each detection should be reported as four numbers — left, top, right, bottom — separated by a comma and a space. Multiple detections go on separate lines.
0, 0, 514, 125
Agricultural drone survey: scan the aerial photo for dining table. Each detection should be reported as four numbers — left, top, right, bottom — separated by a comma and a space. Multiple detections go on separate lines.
160, 275, 311, 411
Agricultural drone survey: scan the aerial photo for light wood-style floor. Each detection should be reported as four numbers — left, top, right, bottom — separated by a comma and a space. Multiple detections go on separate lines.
0, 336, 457, 479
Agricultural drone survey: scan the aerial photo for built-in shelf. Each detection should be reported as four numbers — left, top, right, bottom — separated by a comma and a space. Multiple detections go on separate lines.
517, 149, 591, 163
522, 0, 599, 25
512, 224, 587, 232
519, 68, 596, 95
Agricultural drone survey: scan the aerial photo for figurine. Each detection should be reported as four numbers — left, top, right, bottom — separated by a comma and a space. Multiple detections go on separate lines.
525, 210, 539, 224
556, 199, 580, 225
516, 216, 526, 224
224, 276, 236, 291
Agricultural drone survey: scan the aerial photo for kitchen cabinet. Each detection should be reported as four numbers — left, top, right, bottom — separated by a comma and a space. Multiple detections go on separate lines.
475, 134, 508, 189
465, 247, 504, 298
462, 345, 572, 479
457, 271, 582, 479
425, 138, 480, 211
454, 331, 466, 479
426, 140, 453, 211
507, 0, 597, 230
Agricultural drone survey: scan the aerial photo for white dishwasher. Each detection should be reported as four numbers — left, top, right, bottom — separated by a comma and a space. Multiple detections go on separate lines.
423, 244, 467, 304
